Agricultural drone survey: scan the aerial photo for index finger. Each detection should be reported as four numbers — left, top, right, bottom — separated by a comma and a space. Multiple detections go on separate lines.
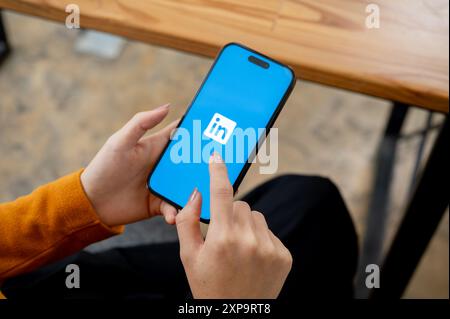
209, 152, 233, 227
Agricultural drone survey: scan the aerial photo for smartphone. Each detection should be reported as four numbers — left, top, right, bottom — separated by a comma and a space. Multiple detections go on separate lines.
148, 43, 295, 223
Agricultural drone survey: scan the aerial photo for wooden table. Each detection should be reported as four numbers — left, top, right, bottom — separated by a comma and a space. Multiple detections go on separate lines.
0, 0, 448, 112
0, 0, 449, 299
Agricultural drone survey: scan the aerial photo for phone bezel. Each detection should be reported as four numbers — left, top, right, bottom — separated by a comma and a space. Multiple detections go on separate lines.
147, 42, 297, 224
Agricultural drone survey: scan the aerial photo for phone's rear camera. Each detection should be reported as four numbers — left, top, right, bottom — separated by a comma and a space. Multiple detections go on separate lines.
248, 55, 269, 69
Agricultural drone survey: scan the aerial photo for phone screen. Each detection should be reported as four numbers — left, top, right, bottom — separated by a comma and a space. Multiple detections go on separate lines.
148, 43, 295, 221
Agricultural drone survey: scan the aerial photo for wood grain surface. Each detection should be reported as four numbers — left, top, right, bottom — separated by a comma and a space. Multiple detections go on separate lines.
0, 0, 448, 112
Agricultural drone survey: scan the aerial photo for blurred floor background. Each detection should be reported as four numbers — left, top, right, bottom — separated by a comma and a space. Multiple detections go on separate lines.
0, 11, 447, 298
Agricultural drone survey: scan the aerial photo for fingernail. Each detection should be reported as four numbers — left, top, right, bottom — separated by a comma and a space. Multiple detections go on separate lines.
210, 152, 223, 163
157, 103, 170, 110
189, 188, 198, 202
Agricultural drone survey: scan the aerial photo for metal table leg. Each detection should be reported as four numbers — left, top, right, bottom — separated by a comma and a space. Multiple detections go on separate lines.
355, 102, 408, 298
371, 116, 449, 299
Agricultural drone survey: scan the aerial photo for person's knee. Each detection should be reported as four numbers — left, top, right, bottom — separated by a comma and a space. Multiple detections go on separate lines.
270, 174, 342, 201
271, 174, 353, 228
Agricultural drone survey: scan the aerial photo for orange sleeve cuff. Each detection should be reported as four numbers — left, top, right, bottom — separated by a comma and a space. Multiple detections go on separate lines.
0, 169, 124, 282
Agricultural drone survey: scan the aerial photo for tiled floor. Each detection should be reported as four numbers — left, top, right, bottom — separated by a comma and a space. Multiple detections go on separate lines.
0, 11, 447, 298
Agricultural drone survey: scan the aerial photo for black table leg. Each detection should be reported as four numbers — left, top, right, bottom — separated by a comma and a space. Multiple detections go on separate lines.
355, 102, 408, 298
371, 116, 449, 299
0, 10, 11, 65
407, 111, 433, 197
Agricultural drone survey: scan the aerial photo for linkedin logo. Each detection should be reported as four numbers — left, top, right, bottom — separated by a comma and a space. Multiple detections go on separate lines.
203, 113, 237, 145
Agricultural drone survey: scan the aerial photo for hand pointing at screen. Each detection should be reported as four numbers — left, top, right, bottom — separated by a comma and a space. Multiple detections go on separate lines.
176, 152, 293, 299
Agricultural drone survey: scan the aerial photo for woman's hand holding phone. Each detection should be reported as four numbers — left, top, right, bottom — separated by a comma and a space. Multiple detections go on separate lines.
80, 105, 292, 298
81, 105, 179, 227
176, 152, 293, 299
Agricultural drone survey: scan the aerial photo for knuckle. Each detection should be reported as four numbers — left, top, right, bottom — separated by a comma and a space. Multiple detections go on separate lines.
257, 246, 273, 260
253, 210, 265, 219
267, 243, 278, 257
248, 241, 259, 255
105, 134, 122, 152
287, 255, 293, 269
259, 241, 276, 259
243, 234, 258, 254
133, 111, 145, 120
215, 233, 233, 249
286, 248, 293, 263
252, 211, 266, 223
234, 201, 251, 212
106, 133, 118, 146
281, 248, 293, 269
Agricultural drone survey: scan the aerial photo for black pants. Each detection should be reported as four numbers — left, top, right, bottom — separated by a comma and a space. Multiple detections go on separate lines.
3, 175, 358, 299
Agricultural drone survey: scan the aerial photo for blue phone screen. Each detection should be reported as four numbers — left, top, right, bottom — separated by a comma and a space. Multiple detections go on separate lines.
148, 43, 294, 221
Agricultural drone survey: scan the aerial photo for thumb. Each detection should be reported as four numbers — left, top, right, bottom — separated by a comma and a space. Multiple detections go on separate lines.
176, 188, 204, 258
114, 104, 170, 149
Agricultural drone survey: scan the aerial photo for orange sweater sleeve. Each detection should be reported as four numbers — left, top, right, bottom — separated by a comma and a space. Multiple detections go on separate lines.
0, 169, 124, 283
